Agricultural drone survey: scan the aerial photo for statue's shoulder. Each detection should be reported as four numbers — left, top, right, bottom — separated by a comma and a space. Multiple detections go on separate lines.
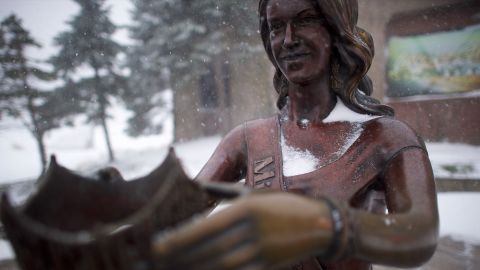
365, 116, 427, 150
369, 116, 418, 135
243, 115, 280, 147
222, 115, 278, 148
244, 115, 278, 130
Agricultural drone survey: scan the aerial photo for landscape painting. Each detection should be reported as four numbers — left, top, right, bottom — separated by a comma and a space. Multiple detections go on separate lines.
387, 25, 480, 98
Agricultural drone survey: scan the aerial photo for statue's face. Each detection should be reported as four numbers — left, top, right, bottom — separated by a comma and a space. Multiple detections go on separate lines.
266, 0, 332, 85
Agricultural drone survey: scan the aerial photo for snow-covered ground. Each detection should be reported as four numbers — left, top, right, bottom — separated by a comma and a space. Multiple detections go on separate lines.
0, 103, 479, 260
426, 142, 480, 179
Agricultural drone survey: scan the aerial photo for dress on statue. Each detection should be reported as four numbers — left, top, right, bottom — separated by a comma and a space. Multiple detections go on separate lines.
243, 114, 427, 270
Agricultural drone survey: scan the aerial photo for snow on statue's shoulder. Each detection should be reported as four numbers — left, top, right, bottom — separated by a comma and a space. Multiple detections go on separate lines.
323, 97, 379, 123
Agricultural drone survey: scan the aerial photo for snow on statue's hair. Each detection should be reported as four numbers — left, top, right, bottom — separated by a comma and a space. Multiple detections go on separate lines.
258, 0, 394, 116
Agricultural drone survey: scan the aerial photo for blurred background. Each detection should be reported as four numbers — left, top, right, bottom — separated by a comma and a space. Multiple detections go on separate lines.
0, 0, 479, 269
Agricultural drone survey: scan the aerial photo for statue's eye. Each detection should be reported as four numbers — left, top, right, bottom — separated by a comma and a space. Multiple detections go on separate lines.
269, 21, 285, 33
294, 17, 324, 27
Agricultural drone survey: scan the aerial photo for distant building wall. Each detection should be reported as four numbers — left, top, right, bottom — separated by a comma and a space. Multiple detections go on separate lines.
389, 97, 480, 144
173, 52, 275, 142
358, 0, 480, 145
228, 53, 276, 128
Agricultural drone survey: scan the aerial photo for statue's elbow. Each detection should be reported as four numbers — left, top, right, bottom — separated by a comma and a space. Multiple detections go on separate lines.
402, 227, 439, 267
412, 241, 438, 267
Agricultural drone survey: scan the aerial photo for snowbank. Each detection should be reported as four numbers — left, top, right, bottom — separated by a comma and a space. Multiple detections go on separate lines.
426, 142, 480, 179
437, 192, 480, 243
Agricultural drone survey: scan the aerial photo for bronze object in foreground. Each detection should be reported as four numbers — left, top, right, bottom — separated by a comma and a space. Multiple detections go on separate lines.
1, 149, 213, 270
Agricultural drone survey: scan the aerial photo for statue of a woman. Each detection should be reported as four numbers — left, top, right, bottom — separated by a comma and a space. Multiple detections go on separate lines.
154, 0, 439, 269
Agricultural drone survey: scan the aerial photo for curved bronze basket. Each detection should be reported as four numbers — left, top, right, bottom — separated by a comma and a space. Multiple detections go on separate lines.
1, 149, 211, 270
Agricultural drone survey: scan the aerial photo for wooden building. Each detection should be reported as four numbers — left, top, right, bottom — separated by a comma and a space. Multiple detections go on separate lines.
173, 50, 275, 141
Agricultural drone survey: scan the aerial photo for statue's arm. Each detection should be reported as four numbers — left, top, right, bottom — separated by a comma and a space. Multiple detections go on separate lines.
151, 135, 439, 269
195, 124, 247, 184
349, 147, 439, 267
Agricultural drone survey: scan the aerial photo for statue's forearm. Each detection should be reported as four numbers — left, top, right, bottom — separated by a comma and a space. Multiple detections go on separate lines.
346, 208, 439, 267
341, 148, 439, 267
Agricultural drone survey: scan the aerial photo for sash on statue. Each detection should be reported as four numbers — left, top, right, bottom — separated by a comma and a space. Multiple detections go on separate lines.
244, 116, 286, 191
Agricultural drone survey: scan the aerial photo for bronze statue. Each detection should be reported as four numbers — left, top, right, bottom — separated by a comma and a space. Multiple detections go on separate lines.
1, 0, 438, 269
152, 0, 439, 269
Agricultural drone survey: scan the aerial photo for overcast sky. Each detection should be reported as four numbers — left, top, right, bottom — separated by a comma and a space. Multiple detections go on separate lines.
0, 0, 133, 61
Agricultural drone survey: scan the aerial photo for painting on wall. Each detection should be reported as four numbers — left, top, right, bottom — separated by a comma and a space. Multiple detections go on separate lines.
386, 25, 480, 98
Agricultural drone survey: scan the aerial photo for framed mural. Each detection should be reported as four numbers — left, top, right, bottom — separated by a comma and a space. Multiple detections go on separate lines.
386, 2, 480, 99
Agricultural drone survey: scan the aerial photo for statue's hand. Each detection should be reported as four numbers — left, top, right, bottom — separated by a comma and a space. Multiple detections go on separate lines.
152, 192, 339, 270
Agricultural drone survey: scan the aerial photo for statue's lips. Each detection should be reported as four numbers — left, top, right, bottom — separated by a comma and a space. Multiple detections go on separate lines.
280, 52, 311, 62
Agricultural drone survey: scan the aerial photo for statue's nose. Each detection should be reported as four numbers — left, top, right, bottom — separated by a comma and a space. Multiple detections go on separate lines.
283, 23, 299, 48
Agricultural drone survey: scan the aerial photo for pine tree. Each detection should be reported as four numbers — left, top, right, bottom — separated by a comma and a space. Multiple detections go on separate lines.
125, 0, 258, 136
0, 14, 59, 171
50, 0, 126, 161
125, 0, 189, 136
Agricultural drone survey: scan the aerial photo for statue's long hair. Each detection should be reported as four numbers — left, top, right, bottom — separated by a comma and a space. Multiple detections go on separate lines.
258, 0, 394, 116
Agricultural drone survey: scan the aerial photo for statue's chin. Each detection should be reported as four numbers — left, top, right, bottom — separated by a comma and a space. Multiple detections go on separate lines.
281, 65, 327, 86
284, 73, 320, 86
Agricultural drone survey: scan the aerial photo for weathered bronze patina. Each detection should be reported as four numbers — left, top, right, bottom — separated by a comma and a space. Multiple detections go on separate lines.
1, 150, 212, 270
152, 0, 439, 269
